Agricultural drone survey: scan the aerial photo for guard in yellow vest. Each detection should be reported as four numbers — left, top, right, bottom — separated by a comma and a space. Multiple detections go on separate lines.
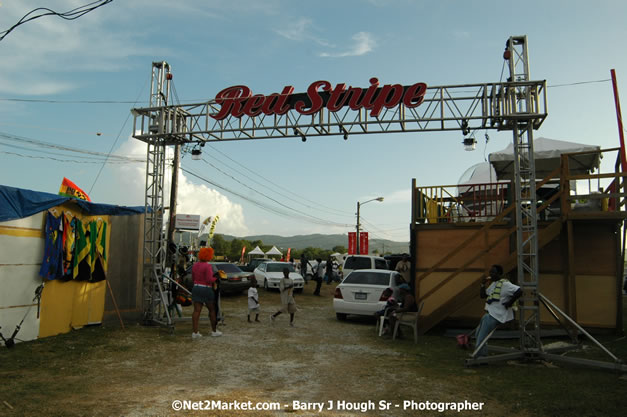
475, 264, 522, 357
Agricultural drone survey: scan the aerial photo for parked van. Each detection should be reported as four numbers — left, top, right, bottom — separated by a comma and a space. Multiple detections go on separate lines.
342, 255, 389, 279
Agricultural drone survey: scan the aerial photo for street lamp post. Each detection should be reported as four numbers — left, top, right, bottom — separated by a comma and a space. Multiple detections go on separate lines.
356, 197, 384, 254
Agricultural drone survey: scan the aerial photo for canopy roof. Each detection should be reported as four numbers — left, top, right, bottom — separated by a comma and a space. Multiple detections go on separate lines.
0, 185, 145, 222
265, 246, 282, 256
489, 137, 601, 181
248, 246, 265, 255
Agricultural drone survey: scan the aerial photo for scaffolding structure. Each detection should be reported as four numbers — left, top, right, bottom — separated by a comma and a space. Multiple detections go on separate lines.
131, 37, 625, 371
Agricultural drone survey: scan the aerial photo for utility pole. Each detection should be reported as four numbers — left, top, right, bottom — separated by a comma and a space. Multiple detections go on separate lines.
356, 197, 384, 255
165, 144, 180, 275
356, 201, 361, 255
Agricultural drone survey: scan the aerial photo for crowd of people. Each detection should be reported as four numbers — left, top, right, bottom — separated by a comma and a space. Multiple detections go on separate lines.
188, 248, 520, 362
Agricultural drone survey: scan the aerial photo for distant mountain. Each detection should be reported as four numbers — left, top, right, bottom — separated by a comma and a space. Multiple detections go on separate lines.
219, 233, 409, 254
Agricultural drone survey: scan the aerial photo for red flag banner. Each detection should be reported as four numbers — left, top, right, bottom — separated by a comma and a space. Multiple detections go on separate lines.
286, 248, 292, 262
58, 177, 91, 201
359, 232, 369, 255
348, 232, 356, 255
240, 246, 246, 264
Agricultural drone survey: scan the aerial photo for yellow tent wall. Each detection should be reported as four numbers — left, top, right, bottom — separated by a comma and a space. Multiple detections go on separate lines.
1, 199, 143, 345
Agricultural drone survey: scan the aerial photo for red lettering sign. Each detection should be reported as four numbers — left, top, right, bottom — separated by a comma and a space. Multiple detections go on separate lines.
359, 232, 369, 255
348, 232, 356, 255
211, 78, 427, 120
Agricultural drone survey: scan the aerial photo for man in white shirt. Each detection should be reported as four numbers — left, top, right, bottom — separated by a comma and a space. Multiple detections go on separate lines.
475, 264, 522, 357
395, 255, 411, 283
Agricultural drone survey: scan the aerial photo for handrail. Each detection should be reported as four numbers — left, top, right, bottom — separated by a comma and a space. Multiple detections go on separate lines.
415, 181, 508, 223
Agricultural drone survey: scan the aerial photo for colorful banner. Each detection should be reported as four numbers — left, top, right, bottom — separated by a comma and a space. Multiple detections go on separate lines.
58, 177, 91, 202
208, 215, 220, 244
286, 248, 291, 262
359, 232, 369, 255
348, 232, 356, 255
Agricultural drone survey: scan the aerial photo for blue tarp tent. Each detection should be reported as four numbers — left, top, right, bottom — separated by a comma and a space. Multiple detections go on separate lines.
0, 185, 145, 222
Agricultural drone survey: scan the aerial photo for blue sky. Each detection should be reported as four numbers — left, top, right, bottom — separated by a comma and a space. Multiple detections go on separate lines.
1, 0, 627, 243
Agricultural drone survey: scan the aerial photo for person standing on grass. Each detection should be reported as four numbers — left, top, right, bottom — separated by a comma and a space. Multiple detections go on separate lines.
248, 278, 261, 323
325, 255, 334, 284
191, 247, 222, 339
395, 254, 411, 284
313, 258, 323, 295
270, 267, 297, 326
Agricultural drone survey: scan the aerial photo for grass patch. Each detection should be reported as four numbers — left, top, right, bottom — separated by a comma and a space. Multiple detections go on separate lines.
2, 285, 627, 416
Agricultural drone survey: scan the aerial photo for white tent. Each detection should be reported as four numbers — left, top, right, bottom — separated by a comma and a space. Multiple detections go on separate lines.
458, 162, 498, 185
265, 246, 282, 256
249, 246, 265, 256
456, 162, 508, 195
489, 137, 601, 181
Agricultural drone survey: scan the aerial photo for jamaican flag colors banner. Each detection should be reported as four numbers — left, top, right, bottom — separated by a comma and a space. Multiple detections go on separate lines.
59, 177, 91, 202
208, 215, 220, 244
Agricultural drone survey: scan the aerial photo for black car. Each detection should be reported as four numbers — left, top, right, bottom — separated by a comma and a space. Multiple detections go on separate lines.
183, 262, 254, 294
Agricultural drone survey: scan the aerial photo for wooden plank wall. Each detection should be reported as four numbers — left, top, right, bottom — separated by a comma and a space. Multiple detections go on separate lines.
413, 220, 621, 330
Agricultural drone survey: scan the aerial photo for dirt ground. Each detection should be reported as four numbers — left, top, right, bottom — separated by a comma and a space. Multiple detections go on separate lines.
3, 283, 626, 417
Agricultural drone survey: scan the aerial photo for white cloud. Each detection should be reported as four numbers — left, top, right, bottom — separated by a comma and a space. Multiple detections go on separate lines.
319, 32, 376, 58
0, 1, 166, 95
110, 137, 248, 236
275, 17, 331, 46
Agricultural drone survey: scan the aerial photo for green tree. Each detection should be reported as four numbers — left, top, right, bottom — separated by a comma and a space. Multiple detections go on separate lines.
332, 245, 347, 254
230, 238, 244, 261
211, 234, 227, 255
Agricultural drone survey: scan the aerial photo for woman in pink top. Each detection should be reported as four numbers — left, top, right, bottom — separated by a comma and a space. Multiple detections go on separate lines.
191, 247, 221, 338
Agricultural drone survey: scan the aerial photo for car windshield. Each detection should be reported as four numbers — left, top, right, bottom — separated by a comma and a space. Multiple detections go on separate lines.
212, 263, 242, 273
344, 257, 372, 270
266, 263, 295, 273
343, 271, 390, 286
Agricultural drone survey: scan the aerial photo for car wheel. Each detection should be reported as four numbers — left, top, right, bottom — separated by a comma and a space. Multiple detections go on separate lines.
336, 313, 347, 321
263, 279, 269, 291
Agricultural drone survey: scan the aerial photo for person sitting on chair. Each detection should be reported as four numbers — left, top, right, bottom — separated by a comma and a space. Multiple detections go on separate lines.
474, 264, 522, 356
387, 284, 417, 336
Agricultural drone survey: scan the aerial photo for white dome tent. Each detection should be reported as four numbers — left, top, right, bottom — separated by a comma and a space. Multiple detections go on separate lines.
248, 246, 265, 256
265, 246, 282, 259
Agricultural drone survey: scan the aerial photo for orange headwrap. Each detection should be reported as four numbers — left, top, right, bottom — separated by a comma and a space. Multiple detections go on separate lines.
198, 247, 214, 262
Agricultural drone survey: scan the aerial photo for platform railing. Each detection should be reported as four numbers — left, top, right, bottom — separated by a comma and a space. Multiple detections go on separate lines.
414, 181, 508, 224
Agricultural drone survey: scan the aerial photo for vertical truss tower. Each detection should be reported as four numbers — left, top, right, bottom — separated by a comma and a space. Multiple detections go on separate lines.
142, 62, 172, 326
509, 36, 543, 356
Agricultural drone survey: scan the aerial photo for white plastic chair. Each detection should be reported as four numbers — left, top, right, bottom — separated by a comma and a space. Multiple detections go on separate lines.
377, 307, 396, 336
392, 301, 425, 344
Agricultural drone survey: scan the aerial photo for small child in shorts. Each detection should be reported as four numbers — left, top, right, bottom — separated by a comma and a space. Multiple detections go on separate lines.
248, 278, 260, 323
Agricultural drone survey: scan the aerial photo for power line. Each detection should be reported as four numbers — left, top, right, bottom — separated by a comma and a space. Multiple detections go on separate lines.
0, 131, 143, 161
0, 150, 141, 165
0, 0, 113, 42
196, 156, 350, 226
181, 165, 352, 228
547, 79, 611, 88
0, 78, 613, 105
88, 76, 149, 194
193, 145, 353, 217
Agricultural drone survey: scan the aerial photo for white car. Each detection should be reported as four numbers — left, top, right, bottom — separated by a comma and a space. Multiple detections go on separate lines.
333, 269, 404, 320
342, 255, 389, 278
254, 261, 305, 292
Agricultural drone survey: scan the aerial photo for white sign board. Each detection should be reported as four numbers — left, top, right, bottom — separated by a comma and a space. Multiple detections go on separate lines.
175, 214, 200, 230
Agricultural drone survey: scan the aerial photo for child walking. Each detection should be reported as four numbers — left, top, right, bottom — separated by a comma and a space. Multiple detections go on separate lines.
248, 278, 260, 323
270, 267, 297, 326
